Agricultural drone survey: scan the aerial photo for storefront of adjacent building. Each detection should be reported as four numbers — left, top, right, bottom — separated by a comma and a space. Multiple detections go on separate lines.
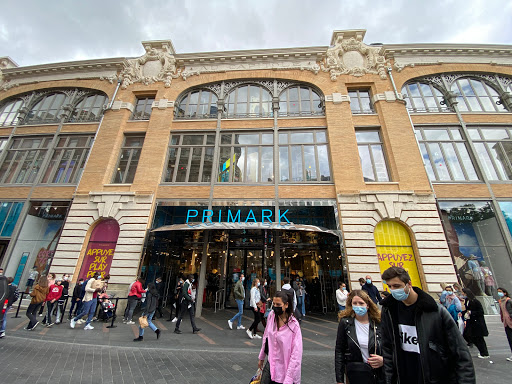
0, 30, 511, 314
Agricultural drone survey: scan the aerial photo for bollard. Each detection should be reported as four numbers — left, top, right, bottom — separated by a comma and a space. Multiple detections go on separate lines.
12, 292, 26, 318
106, 297, 119, 328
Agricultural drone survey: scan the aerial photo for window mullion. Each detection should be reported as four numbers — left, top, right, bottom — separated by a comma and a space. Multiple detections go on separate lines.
185, 146, 193, 182
61, 148, 77, 183
0, 151, 17, 183
172, 146, 181, 182
424, 142, 441, 181
452, 141, 470, 180
367, 143, 379, 181
122, 148, 135, 183
50, 148, 66, 183
73, 146, 88, 183
498, 141, 512, 180
457, 81, 471, 112
438, 142, 455, 180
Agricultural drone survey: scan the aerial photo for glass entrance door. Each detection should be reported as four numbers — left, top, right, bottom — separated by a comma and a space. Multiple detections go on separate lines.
225, 248, 263, 307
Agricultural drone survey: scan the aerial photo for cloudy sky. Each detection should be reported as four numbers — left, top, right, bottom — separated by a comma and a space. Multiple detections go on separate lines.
1, 0, 511, 67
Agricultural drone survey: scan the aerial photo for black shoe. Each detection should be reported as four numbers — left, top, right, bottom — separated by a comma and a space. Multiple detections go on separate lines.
156, 329, 161, 339
174, 329, 182, 334
133, 336, 143, 342
193, 328, 201, 334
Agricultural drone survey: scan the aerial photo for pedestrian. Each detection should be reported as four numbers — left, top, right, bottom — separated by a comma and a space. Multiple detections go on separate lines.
336, 282, 349, 311
260, 278, 271, 327
380, 266, 475, 384
248, 278, 263, 340
124, 277, 146, 325
25, 267, 39, 293
462, 288, 489, 359
25, 275, 49, 331
497, 287, 512, 362
440, 285, 462, 322
174, 274, 201, 334
0, 277, 19, 338
228, 273, 245, 330
38, 272, 57, 316
297, 281, 306, 317
155, 276, 165, 318
70, 272, 103, 330
362, 275, 380, 305
133, 283, 161, 342
43, 277, 63, 327
282, 276, 302, 322
359, 277, 366, 288
68, 278, 84, 319
168, 277, 184, 322
55, 274, 70, 324
257, 290, 302, 384
335, 289, 384, 384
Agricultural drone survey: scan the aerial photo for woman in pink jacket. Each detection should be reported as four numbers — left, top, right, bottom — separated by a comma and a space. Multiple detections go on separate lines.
258, 290, 302, 384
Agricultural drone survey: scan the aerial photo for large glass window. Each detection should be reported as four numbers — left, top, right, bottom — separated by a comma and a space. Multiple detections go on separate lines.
25, 93, 70, 125
356, 130, 390, 182
165, 133, 216, 183
452, 78, 506, 113
279, 130, 331, 182
468, 127, 512, 181
68, 94, 107, 123
41, 135, 94, 184
0, 136, 52, 184
439, 201, 512, 299
278, 86, 323, 117
226, 85, 272, 118
219, 132, 274, 183
112, 135, 145, 183
0, 201, 24, 237
349, 90, 373, 114
0, 99, 23, 127
402, 82, 450, 113
415, 127, 479, 182
175, 89, 218, 119
131, 97, 154, 120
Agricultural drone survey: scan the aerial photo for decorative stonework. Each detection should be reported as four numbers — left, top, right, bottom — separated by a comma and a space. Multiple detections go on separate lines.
321, 30, 388, 81
325, 93, 350, 104
151, 99, 175, 109
117, 41, 181, 89
338, 191, 457, 293
372, 91, 404, 104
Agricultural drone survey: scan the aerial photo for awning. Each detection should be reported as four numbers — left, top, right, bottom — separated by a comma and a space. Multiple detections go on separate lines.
151, 222, 340, 237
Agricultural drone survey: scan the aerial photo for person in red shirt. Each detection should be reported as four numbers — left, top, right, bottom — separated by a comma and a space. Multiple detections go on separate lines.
43, 277, 63, 327
124, 277, 146, 325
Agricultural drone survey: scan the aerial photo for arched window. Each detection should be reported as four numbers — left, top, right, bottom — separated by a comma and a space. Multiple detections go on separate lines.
175, 89, 218, 119
402, 82, 448, 113
69, 93, 107, 123
0, 98, 23, 127
25, 92, 70, 124
226, 84, 272, 118
279, 85, 323, 116
451, 78, 506, 112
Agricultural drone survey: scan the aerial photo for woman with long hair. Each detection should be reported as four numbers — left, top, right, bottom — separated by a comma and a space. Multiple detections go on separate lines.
497, 287, 512, 362
258, 290, 302, 384
133, 282, 161, 342
335, 289, 384, 384
25, 275, 49, 331
248, 278, 263, 340
462, 288, 489, 358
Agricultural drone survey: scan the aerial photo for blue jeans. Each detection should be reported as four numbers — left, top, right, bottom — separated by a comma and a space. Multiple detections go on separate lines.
230, 299, 244, 327
0, 307, 9, 332
139, 311, 158, 336
338, 305, 345, 311
298, 296, 306, 315
73, 300, 96, 326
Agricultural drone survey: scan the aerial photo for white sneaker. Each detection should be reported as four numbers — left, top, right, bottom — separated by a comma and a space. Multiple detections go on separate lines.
84, 324, 94, 330
253, 334, 262, 339
228, 320, 233, 330
126, 321, 135, 325
69, 319, 76, 329
506, 356, 512, 362
237, 325, 245, 330
477, 354, 490, 359
171, 317, 177, 323
246, 329, 254, 339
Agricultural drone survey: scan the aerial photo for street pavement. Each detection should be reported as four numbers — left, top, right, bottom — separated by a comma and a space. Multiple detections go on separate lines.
0, 306, 510, 383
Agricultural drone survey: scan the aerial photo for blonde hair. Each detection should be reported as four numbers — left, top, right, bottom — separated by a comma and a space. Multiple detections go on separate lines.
252, 278, 260, 287
339, 289, 381, 323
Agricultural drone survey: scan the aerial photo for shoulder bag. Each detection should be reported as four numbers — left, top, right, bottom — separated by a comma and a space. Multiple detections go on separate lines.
345, 322, 377, 384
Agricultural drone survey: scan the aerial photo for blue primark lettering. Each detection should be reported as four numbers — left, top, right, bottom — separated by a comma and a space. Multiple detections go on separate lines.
186, 209, 199, 223
261, 209, 273, 223
202, 209, 214, 223
279, 209, 290, 224
227, 209, 241, 223
245, 209, 257, 223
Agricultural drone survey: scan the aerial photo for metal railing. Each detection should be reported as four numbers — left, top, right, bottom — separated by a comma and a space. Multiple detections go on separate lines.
214, 288, 225, 313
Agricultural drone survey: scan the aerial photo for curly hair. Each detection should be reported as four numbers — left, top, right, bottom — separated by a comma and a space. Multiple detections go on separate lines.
339, 289, 381, 323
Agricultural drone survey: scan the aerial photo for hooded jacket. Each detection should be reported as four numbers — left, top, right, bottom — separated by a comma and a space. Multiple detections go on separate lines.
144, 286, 160, 314
45, 284, 63, 302
380, 287, 475, 384
30, 284, 49, 304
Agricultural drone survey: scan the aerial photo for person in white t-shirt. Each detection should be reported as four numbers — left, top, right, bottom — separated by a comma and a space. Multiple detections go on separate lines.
336, 282, 349, 311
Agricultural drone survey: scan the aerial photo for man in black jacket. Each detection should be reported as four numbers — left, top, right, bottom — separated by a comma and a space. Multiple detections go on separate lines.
362, 275, 381, 305
174, 274, 201, 334
380, 267, 474, 384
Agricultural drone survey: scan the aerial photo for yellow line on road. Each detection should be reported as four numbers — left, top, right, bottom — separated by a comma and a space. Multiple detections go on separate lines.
198, 333, 216, 345
198, 316, 224, 331
12, 319, 29, 331
301, 326, 328, 336
153, 320, 168, 331
303, 336, 333, 349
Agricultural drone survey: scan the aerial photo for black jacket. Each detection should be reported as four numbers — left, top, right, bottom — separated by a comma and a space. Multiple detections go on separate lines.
464, 298, 488, 338
381, 287, 475, 384
144, 287, 159, 314
362, 283, 380, 305
335, 316, 384, 383
72, 284, 82, 299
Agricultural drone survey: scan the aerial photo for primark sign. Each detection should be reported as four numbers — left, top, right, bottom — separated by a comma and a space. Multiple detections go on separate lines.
186, 208, 290, 226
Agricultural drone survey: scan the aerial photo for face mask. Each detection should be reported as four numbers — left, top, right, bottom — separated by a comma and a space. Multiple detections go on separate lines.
447, 291, 453, 296
64, 277, 69, 281
296, 278, 299, 281
264, 282, 267, 286
257, 282, 261, 287
498, 292, 505, 298
241, 277, 245, 282
192, 279, 195, 283
342, 287, 347, 291
353, 306, 368, 316
391, 286, 410, 301
273, 306, 284, 316
366, 279, 372, 284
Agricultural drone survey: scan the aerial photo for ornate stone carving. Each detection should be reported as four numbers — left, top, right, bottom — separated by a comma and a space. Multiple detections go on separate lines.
117, 41, 181, 89
321, 30, 387, 81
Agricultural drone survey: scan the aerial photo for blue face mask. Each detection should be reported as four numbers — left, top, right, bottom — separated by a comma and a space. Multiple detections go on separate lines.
391, 286, 410, 301
498, 292, 505, 298
342, 287, 347, 291
353, 306, 368, 316
257, 282, 260, 287
366, 279, 371, 284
